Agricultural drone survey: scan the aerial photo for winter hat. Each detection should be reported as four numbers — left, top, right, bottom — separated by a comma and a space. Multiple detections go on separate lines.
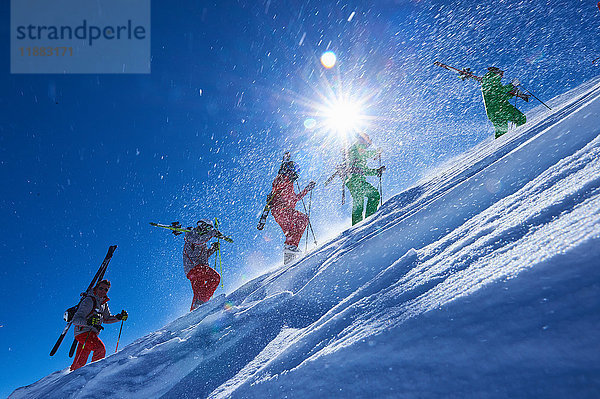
487, 66, 504, 74
197, 219, 214, 229
279, 160, 299, 181
356, 131, 372, 147
95, 279, 111, 289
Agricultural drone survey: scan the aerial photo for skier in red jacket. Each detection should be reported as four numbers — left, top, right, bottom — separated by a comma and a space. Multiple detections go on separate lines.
270, 155, 315, 264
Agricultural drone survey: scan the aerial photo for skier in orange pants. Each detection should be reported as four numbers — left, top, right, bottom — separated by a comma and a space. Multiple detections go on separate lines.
71, 331, 106, 370
70, 279, 128, 371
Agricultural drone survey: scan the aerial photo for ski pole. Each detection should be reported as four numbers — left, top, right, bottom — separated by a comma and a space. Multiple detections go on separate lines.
295, 182, 318, 245
215, 218, 223, 288
115, 320, 124, 353
218, 243, 223, 288
378, 152, 383, 205
74, 331, 91, 366
305, 189, 313, 252
520, 86, 552, 110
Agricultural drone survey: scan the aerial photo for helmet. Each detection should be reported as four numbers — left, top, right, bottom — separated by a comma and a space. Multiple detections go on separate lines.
356, 131, 372, 147
279, 160, 299, 181
487, 66, 504, 75
195, 219, 214, 233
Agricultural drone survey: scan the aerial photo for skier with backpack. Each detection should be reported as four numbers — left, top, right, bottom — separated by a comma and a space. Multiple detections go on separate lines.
434, 62, 531, 138
480, 67, 529, 138
270, 154, 316, 264
182, 220, 221, 311
344, 132, 385, 225
70, 279, 128, 371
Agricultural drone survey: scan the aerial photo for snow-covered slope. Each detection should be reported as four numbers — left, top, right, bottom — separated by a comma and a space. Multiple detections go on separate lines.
11, 77, 600, 399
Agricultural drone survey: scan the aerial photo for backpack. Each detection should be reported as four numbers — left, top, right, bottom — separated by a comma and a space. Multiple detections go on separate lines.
63, 296, 98, 322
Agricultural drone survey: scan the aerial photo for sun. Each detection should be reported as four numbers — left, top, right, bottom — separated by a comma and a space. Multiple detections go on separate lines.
320, 51, 337, 69
323, 99, 362, 138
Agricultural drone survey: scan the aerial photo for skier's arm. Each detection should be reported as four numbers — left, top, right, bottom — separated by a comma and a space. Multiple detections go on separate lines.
504, 83, 516, 100
364, 148, 378, 159
296, 181, 316, 201
102, 304, 119, 324
208, 241, 219, 257
185, 230, 216, 245
296, 187, 309, 201
364, 168, 380, 176
72, 297, 94, 326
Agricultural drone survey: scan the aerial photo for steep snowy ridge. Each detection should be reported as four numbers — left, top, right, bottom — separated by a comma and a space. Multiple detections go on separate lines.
11, 77, 600, 398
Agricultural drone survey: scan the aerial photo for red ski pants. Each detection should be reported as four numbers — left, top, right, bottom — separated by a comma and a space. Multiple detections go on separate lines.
272, 208, 308, 247
187, 265, 221, 310
70, 331, 105, 371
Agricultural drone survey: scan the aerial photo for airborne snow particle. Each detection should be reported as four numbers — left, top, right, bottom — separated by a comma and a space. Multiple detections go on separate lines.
299, 32, 306, 46
320, 51, 336, 69
348, 11, 356, 22
304, 118, 317, 130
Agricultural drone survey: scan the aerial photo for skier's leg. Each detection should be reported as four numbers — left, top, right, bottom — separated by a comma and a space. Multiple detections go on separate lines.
188, 267, 203, 311
493, 119, 509, 138
509, 106, 526, 127
89, 334, 106, 362
286, 210, 308, 247
189, 266, 221, 305
70, 332, 93, 370
346, 178, 365, 225
202, 267, 221, 301
364, 183, 381, 219
273, 209, 295, 246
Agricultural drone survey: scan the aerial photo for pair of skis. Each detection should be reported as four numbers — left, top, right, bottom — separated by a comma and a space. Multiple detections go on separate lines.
49, 245, 117, 357
149, 222, 234, 243
256, 152, 292, 231
257, 194, 274, 230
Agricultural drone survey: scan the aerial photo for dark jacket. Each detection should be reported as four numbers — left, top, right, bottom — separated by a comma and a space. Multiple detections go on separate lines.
72, 292, 119, 336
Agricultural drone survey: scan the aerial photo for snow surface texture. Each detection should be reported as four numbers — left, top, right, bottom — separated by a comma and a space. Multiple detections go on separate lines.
11, 78, 600, 398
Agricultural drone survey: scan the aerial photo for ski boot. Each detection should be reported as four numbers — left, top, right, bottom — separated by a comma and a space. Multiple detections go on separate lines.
283, 244, 301, 265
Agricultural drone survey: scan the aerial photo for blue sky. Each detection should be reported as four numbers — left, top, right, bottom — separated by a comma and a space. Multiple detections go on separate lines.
1, 0, 599, 396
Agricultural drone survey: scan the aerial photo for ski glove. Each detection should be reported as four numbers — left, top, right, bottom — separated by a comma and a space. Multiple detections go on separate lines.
87, 314, 104, 332
210, 242, 220, 252
306, 181, 316, 191
88, 314, 102, 327
513, 89, 531, 102
116, 310, 128, 321
377, 166, 386, 177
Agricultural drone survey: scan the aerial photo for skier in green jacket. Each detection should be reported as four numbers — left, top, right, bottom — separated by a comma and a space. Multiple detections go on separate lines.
481, 67, 529, 138
345, 132, 385, 225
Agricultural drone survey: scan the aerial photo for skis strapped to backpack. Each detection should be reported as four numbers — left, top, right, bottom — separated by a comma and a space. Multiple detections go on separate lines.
434, 61, 482, 82
257, 193, 274, 230
50, 245, 117, 357
257, 152, 294, 230
150, 222, 234, 243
